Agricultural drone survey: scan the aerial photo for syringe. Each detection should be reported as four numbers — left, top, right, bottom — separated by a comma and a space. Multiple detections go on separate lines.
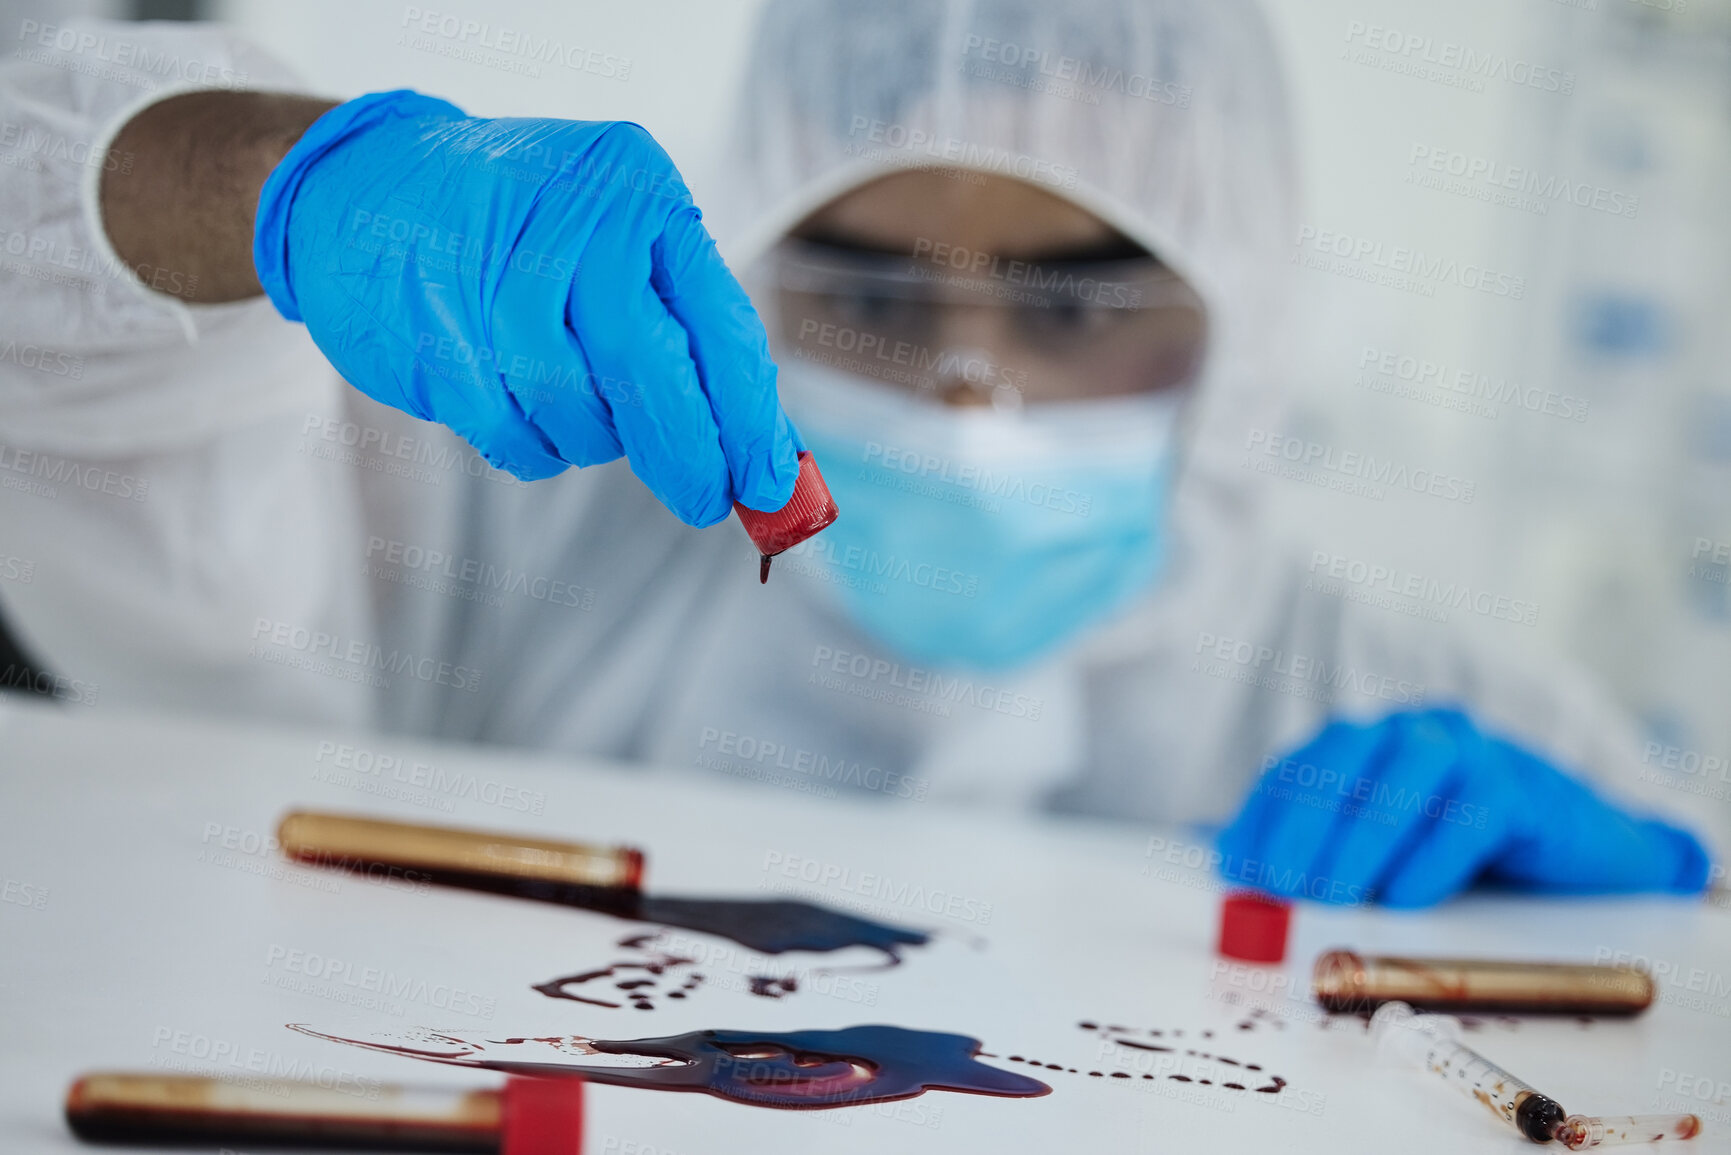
1370, 1002, 1701, 1148
1372, 1000, 1567, 1141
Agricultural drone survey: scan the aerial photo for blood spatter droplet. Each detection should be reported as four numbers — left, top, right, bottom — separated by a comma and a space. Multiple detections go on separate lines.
1109, 1039, 1171, 1054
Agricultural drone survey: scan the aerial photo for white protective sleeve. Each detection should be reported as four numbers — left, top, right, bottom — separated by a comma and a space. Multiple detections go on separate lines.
0, 19, 378, 727
0, 17, 336, 455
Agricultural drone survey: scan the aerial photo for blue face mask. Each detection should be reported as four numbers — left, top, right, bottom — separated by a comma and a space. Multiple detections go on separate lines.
780, 362, 1182, 671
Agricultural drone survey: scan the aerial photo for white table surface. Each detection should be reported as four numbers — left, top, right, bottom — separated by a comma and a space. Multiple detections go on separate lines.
2, 698, 1728, 1154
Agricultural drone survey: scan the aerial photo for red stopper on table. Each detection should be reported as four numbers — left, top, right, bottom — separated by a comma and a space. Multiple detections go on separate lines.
734, 450, 839, 582
500, 1076, 583, 1155
1216, 891, 1291, 964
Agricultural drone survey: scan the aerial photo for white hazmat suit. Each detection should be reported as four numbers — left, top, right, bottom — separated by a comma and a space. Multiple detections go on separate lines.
0, 2, 1704, 841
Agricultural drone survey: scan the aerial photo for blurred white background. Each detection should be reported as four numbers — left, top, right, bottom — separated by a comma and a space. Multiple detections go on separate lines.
19, 0, 1729, 801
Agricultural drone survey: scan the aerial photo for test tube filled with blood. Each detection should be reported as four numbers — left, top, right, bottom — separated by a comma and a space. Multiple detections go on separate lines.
276, 810, 644, 902
64, 1072, 583, 1153
1315, 949, 1654, 1016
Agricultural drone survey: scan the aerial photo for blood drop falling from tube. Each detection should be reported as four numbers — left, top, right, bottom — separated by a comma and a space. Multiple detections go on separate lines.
734, 451, 839, 584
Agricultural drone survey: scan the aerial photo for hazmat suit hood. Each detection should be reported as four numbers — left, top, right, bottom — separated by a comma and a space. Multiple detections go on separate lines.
710, 0, 1302, 578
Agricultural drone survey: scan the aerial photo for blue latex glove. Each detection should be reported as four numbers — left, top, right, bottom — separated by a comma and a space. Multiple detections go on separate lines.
1217, 708, 1712, 908
254, 90, 799, 525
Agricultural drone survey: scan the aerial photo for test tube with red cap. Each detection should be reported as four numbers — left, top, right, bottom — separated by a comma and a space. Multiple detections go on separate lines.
734, 450, 839, 583
64, 1072, 583, 1153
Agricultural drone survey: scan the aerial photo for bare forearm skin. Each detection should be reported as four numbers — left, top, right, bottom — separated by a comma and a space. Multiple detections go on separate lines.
100, 91, 338, 304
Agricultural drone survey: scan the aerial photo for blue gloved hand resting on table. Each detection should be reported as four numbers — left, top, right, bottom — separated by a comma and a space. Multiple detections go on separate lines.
1217, 708, 1712, 908
253, 89, 800, 524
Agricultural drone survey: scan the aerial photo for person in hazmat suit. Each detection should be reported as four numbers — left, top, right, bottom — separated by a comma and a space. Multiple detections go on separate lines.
0, 0, 1712, 907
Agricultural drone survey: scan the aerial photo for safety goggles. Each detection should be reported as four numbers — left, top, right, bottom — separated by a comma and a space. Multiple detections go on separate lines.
771, 239, 1208, 405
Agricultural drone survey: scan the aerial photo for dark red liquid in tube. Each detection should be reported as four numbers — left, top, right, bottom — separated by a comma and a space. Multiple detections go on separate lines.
734, 451, 839, 584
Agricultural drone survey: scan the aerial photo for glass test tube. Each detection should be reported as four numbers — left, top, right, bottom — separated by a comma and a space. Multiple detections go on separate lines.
1371, 1001, 1568, 1143
1316, 949, 1653, 1015
276, 810, 645, 894
65, 1072, 501, 1151
1555, 1113, 1703, 1150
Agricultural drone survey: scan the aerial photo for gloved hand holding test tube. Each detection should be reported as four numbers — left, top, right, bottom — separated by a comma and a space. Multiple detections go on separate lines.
253, 91, 839, 583
1370, 1001, 1701, 1148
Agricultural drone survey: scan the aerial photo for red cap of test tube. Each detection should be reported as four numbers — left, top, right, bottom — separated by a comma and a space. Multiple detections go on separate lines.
734, 450, 839, 582
1217, 891, 1292, 964
500, 1076, 584, 1155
